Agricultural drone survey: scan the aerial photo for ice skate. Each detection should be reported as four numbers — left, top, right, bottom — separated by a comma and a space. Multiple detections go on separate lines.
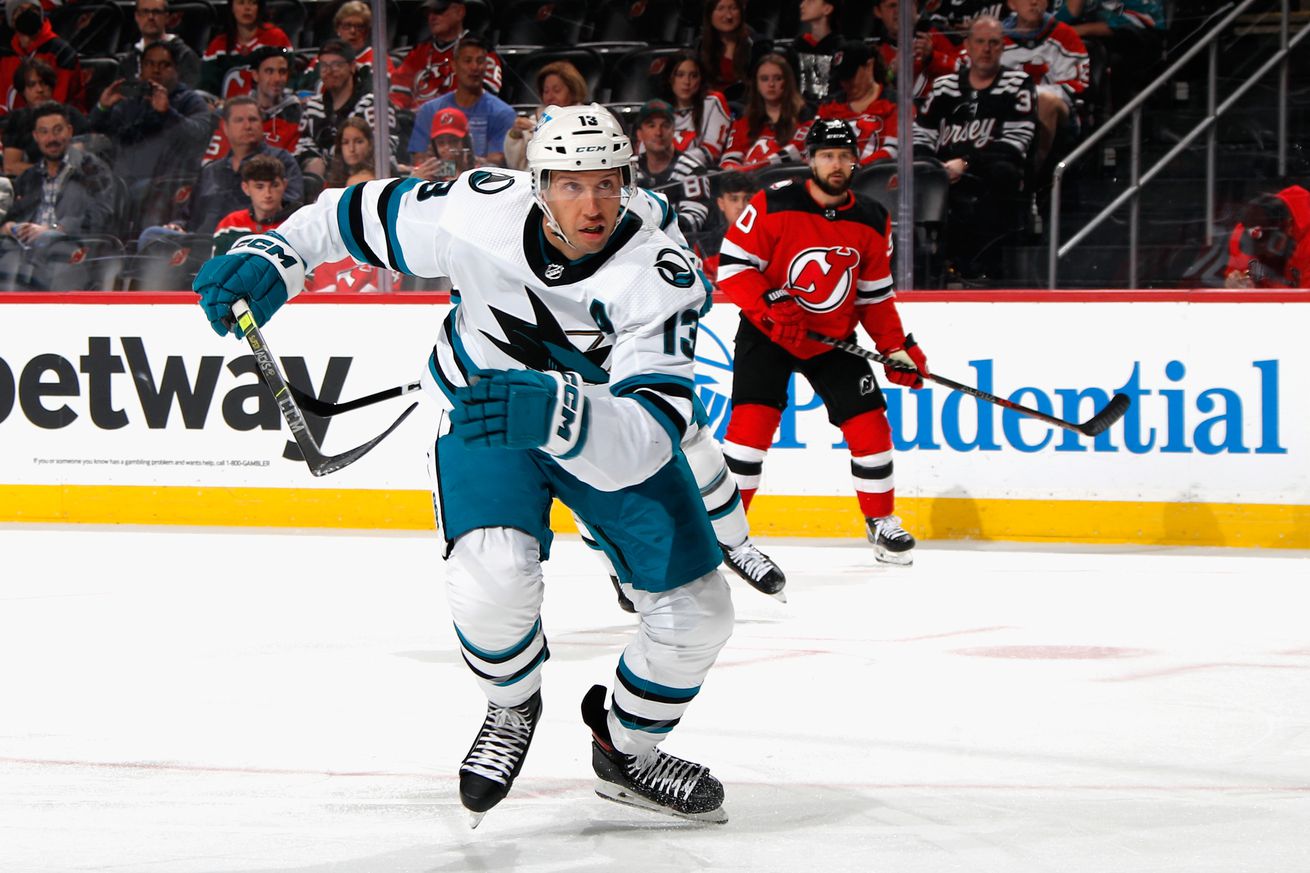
866, 515, 915, 565
721, 541, 787, 601
580, 684, 727, 824
609, 575, 635, 613
459, 691, 542, 828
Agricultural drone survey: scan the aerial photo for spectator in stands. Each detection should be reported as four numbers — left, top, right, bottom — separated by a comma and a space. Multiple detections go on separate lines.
504, 60, 587, 171
200, 0, 293, 99
0, 0, 83, 117
0, 103, 116, 287
203, 46, 301, 165
872, 0, 956, 100
913, 15, 1036, 279
211, 153, 294, 254
390, 0, 503, 110
698, 170, 758, 281
117, 0, 201, 88
410, 106, 475, 182
1003, 0, 1088, 169
1224, 186, 1310, 289
145, 95, 301, 238
633, 99, 711, 235
409, 36, 514, 168
296, 39, 396, 179
324, 115, 393, 187
297, 1, 396, 97
1053, 0, 1163, 112
698, 0, 771, 105
658, 51, 732, 170
818, 41, 897, 167
789, 0, 843, 106
92, 40, 215, 230
721, 54, 811, 171
4, 59, 89, 176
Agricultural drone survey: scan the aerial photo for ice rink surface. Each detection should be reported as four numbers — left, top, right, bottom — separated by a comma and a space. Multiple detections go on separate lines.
1, 525, 1307, 873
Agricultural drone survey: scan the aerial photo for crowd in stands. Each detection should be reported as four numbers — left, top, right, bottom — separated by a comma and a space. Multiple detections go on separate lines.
0, 0, 1292, 290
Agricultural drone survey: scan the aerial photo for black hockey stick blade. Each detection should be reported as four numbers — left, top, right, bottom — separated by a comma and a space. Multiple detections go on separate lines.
230, 299, 415, 477
1077, 393, 1131, 437
284, 380, 423, 418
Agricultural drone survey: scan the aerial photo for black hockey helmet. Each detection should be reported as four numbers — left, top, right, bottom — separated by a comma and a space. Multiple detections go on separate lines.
805, 118, 858, 156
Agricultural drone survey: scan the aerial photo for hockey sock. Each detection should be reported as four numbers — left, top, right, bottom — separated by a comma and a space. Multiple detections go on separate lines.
682, 426, 748, 548
723, 404, 782, 513
841, 410, 895, 520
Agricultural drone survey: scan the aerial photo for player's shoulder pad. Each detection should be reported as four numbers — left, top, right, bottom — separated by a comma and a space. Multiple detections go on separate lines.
632, 188, 676, 231
601, 228, 707, 328
762, 177, 813, 212
457, 167, 526, 196
848, 193, 892, 232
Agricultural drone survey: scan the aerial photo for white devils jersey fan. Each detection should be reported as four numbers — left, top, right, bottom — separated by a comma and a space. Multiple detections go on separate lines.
717, 178, 907, 359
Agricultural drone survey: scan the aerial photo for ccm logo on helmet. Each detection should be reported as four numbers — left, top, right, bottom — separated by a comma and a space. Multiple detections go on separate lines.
786, 246, 861, 313
574, 145, 609, 152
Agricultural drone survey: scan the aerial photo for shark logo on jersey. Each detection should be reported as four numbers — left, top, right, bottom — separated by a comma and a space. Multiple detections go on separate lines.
655, 247, 695, 288
482, 286, 612, 383
469, 170, 515, 194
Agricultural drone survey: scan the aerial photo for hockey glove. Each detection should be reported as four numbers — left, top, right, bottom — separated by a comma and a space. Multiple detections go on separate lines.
450, 369, 588, 456
761, 288, 809, 351
881, 334, 929, 389
194, 234, 306, 337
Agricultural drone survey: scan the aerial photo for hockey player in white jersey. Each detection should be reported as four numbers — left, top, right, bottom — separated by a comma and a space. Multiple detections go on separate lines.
589, 186, 787, 608
194, 104, 732, 825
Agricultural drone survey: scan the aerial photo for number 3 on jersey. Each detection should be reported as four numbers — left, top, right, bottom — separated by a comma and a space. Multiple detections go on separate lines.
663, 309, 698, 359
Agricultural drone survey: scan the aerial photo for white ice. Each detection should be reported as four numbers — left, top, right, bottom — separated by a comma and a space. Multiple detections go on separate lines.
1, 526, 1307, 873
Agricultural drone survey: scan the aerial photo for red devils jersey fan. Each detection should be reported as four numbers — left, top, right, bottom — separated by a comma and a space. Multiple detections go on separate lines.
717, 119, 930, 565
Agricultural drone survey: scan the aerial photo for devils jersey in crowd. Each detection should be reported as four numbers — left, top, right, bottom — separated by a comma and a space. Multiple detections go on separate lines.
389, 31, 503, 109
1001, 13, 1090, 107
816, 97, 898, 166
635, 157, 713, 234
913, 67, 1037, 167
717, 179, 910, 360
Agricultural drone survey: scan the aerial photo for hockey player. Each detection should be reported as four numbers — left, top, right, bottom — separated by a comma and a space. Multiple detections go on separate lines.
717, 119, 930, 565
193, 104, 732, 825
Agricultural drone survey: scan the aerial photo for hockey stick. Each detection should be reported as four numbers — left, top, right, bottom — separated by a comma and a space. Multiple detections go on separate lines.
284, 379, 423, 418
809, 332, 1131, 437
229, 298, 419, 476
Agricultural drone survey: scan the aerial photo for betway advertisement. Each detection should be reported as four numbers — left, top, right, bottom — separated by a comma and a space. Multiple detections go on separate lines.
0, 299, 1305, 507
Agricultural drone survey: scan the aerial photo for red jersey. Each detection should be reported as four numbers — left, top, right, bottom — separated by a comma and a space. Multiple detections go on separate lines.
816, 97, 898, 166
0, 21, 83, 115
304, 255, 398, 293
877, 29, 956, 100
212, 208, 284, 255
202, 23, 293, 99
720, 116, 809, 171
389, 33, 504, 109
718, 179, 908, 360
1225, 185, 1310, 288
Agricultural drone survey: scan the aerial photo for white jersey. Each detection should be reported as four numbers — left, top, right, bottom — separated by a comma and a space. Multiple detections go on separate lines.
270, 169, 708, 492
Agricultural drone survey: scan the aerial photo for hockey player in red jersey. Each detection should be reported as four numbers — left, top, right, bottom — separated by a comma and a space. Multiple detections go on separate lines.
717, 118, 930, 565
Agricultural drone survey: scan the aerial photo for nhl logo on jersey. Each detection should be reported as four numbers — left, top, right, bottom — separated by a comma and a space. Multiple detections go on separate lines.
655, 247, 695, 288
545, 263, 565, 279
785, 246, 861, 313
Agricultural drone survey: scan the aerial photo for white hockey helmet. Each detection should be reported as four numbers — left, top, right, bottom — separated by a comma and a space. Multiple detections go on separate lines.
526, 103, 636, 245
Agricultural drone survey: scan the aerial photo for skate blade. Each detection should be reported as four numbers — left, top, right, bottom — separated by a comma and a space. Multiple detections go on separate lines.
594, 780, 728, 824
874, 545, 913, 566
771, 590, 788, 603
468, 810, 487, 829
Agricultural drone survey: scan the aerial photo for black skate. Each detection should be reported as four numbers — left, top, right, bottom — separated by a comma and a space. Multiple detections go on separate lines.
580, 684, 727, 824
459, 690, 542, 828
866, 515, 916, 566
609, 575, 635, 613
721, 541, 787, 601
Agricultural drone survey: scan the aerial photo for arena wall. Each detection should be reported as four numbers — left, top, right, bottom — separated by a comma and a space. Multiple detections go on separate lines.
0, 291, 1305, 548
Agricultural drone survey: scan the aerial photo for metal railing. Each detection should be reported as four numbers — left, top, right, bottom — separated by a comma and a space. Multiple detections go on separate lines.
1047, 0, 1310, 288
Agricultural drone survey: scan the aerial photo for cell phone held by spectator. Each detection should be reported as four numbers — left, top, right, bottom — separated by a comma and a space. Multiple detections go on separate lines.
119, 79, 152, 102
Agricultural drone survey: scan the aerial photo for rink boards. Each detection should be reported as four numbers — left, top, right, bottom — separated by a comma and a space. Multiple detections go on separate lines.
0, 291, 1306, 548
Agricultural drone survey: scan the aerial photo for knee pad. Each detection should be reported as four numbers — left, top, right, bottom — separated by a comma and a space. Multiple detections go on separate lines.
447, 527, 544, 647
840, 409, 892, 456
725, 403, 782, 452
639, 571, 735, 654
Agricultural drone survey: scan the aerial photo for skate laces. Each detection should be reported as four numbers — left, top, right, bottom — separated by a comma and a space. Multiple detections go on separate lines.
727, 543, 773, 581
872, 515, 909, 541
462, 702, 535, 785
627, 748, 708, 802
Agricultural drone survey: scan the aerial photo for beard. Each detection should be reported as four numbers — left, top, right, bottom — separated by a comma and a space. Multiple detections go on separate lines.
811, 168, 852, 196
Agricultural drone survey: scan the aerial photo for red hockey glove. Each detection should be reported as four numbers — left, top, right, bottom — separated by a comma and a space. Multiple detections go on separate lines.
882, 334, 929, 389
761, 288, 809, 351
